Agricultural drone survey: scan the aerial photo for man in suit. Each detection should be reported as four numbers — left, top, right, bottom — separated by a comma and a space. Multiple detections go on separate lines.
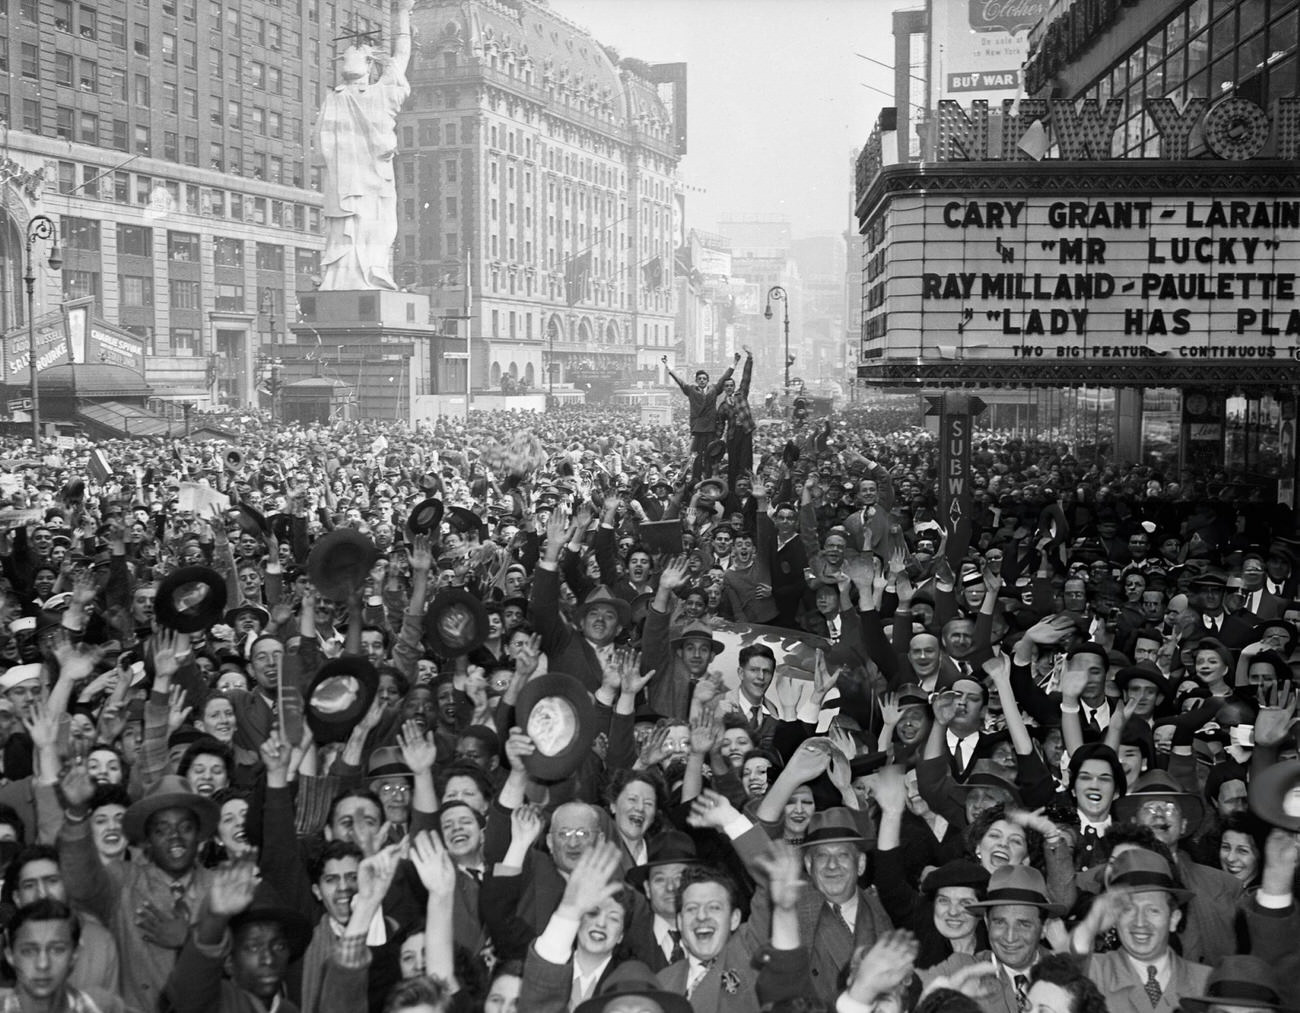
657, 867, 766, 1012
840, 469, 895, 554
718, 644, 780, 741
642, 557, 725, 721
530, 516, 629, 694
637, 477, 675, 522
1069, 849, 1210, 1013
625, 832, 704, 973
1264, 540, 1297, 599
758, 498, 809, 629
1111, 770, 1243, 966
663, 356, 735, 482
1239, 551, 1285, 620
725, 804, 892, 1009
922, 866, 1062, 1013
1185, 570, 1256, 649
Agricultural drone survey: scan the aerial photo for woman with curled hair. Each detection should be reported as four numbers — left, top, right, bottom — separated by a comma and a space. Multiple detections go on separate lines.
1026, 952, 1110, 1013
603, 766, 667, 869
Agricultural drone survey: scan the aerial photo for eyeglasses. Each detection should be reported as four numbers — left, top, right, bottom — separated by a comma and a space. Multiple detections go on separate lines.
1137, 801, 1182, 820
377, 783, 411, 797
553, 828, 595, 842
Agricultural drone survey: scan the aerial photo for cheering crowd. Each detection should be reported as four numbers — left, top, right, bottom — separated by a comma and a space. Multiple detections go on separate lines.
0, 354, 1297, 1013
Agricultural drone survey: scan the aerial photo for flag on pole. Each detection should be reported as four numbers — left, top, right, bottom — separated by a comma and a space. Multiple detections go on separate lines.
642, 255, 664, 290
565, 250, 592, 306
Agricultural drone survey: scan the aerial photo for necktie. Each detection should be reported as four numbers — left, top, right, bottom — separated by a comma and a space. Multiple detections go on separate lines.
1085, 709, 1101, 735
1013, 974, 1029, 1013
466, 867, 482, 883
667, 928, 685, 964
959, 661, 973, 678
686, 959, 714, 998
835, 902, 852, 933
1144, 965, 1163, 1008
953, 738, 965, 770
750, 705, 762, 729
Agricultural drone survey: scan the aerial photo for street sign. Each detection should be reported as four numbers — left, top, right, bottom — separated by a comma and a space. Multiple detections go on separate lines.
934, 392, 987, 566
6, 399, 32, 413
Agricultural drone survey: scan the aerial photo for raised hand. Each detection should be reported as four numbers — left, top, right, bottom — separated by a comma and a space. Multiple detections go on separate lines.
409, 533, 434, 573
355, 841, 407, 911
1255, 683, 1297, 748
930, 690, 958, 727
23, 700, 61, 752
691, 670, 725, 707
513, 633, 543, 681
504, 727, 536, 773
52, 639, 107, 686
206, 860, 261, 918
688, 704, 722, 756
636, 724, 672, 769
846, 929, 920, 1003
867, 764, 908, 814
409, 830, 456, 902
151, 627, 191, 683
754, 840, 805, 911
879, 692, 904, 727
812, 648, 836, 700
657, 555, 690, 592
558, 839, 623, 916
60, 761, 95, 811
510, 803, 546, 848
165, 685, 193, 735
1058, 657, 1090, 702
398, 719, 438, 774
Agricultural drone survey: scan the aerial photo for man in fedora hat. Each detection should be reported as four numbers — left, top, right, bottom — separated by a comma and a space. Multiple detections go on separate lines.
530, 511, 629, 693
641, 558, 726, 721
926, 865, 1064, 1013
626, 830, 705, 972
1187, 570, 1255, 649
705, 792, 890, 1008
57, 765, 219, 1012
1181, 955, 1296, 1013
1069, 849, 1210, 1013
1114, 769, 1242, 966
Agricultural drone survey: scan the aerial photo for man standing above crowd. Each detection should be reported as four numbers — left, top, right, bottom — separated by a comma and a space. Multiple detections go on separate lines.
662, 355, 734, 481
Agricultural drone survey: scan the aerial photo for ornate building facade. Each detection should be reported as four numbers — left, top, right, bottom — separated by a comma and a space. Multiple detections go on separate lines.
401, 0, 685, 393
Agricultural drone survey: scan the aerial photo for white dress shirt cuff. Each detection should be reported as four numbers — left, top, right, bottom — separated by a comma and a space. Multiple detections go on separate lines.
723, 814, 754, 840
1256, 889, 1293, 910
534, 912, 581, 964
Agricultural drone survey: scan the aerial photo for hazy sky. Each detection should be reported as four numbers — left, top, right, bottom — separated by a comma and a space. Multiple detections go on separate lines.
550, 0, 904, 240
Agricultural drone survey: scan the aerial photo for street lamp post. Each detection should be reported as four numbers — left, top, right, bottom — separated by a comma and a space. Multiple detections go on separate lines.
23, 216, 62, 452
763, 285, 790, 396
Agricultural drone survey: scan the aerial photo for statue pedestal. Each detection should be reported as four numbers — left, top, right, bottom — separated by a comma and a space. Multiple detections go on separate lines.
286, 289, 468, 422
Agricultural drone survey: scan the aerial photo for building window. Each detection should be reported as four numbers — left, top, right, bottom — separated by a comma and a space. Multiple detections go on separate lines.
170, 280, 201, 309
134, 74, 150, 107
21, 44, 38, 79
78, 4, 96, 38
184, 88, 197, 119
183, 136, 198, 165
215, 284, 244, 311
113, 171, 130, 202
55, 110, 74, 141
64, 218, 100, 251
207, 188, 225, 216
210, 48, 222, 78
445, 123, 457, 145
255, 243, 283, 271
209, 142, 223, 170
168, 231, 199, 261
133, 23, 149, 56
183, 40, 196, 70
55, 52, 74, 86
79, 112, 98, 144
134, 125, 150, 155
64, 270, 101, 304
118, 224, 153, 258
171, 328, 199, 354
80, 59, 99, 92
80, 165, 99, 199
163, 130, 177, 160
214, 237, 243, 267
119, 275, 154, 306
446, 158, 458, 182
162, 32, 175, 62
111, 120, 128, 151
108, 15, 126, 47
